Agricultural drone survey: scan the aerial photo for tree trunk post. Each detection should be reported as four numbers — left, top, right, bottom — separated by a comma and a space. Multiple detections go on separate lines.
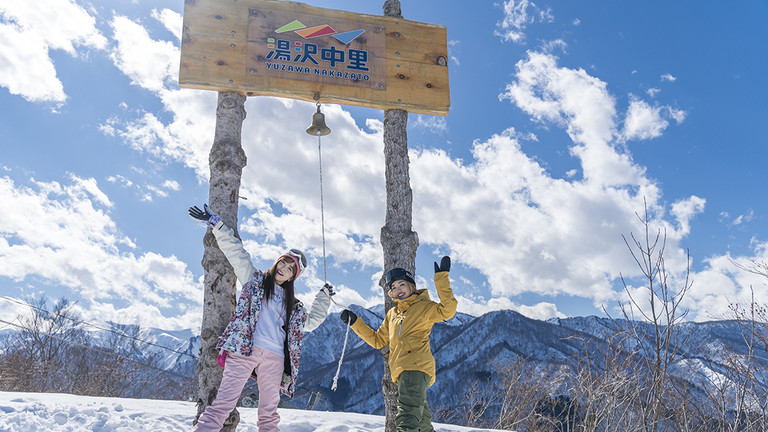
194, 91, 247, 431
380, 106, 417, 432
380, 4, 417, 428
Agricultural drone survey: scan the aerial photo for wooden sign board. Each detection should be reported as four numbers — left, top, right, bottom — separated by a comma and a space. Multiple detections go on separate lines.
179, 0, 450, 115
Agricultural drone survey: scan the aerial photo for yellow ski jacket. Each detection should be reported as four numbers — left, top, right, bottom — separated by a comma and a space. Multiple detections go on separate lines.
350, 271, 457, 386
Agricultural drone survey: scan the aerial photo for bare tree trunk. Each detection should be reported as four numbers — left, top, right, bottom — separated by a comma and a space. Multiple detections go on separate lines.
194, 91, 247, 431
381, 107, 417, 432
380, 8, 415, 432
379, 10, 418, 421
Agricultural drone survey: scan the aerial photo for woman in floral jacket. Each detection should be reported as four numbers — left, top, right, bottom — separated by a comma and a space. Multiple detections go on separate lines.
189, 205, 332, 432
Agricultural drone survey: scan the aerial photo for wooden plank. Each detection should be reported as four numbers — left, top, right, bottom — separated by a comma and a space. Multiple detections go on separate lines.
179, 0, 449, 115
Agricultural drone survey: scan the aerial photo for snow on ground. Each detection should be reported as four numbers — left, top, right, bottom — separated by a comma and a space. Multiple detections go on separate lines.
0, 392, 506, 432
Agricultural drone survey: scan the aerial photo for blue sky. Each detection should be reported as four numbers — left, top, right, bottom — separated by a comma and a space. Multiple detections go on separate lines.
1, 0, 766, 331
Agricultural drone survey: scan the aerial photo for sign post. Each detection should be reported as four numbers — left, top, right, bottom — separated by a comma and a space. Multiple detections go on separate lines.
180, 0, 450, 115
180, 2, 449, 430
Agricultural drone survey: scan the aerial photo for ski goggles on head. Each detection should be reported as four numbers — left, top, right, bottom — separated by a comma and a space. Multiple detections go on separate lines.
280, 249, 307, 279
385, 267, 414, 289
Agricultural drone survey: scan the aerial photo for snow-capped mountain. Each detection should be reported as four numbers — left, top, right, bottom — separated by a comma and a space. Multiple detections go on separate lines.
91, 307, 767, 420
294, 308, 768, 417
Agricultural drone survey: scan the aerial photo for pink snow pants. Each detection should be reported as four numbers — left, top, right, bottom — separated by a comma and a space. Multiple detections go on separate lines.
192, 348, 284, 432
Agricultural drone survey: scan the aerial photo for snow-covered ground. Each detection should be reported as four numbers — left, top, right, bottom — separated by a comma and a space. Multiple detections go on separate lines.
0, 392, 505, 432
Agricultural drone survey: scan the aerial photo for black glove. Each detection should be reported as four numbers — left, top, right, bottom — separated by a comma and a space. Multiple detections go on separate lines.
188, 204, 221, 228
434, 256, 451, 273
322, 283, 336, 296
340, 309, 357, 326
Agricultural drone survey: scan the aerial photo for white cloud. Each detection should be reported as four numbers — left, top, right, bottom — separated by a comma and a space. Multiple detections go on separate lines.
622, 96, 668, 141
109, 15, 178, 93
105, 90, 217, 177
500, 51, 616, 146
667, 107, 687, 124
499, 51, 653, 187
151, 8, 182, 41
97, 10, 745, 324
542, 39, 567, 54
162, 179, 181, 191
411, 115, 448, 134
448, 40, 460, 66
621, 96, 687, 141
646, 88, 660, 97
455, 295, 565, 321
661, 73, 677, 82
732, 209, 755, 226
0, 175, 200, 329
685, 244, 768, 321
0, 0, 107, 102
233, 100, 387, 270
106, 173, 181, 201
410, 131, 666, 305
107, 174, 133, 188
0, 25, 65, 102
670, 195, 706, 235
495, 0, 553, 44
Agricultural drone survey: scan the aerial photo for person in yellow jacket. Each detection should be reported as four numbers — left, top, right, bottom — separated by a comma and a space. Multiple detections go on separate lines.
339, 256, 457, 432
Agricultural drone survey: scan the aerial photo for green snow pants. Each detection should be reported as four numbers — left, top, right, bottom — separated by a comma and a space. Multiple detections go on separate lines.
396, 370, 434, 432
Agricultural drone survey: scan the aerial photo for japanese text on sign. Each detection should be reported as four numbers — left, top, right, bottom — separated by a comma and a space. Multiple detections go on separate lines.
247, 8, 385, 89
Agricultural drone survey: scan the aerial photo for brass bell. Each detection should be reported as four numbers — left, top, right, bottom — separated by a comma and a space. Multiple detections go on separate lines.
306, 103, 331, 136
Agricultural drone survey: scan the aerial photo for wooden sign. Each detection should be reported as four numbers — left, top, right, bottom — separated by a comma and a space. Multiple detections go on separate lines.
179, 0, 450, 115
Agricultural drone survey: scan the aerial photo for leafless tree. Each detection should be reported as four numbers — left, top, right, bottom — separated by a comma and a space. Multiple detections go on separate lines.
0, 297, 194, 401
492, 357, 552, 430
444, 357, 563, 431
618, 203, 694, 432
379, 2, 418, 431
698, 276, 768, 432
194, 91, 247, 431
2, 297, 85, 392
566, 333, 642, 432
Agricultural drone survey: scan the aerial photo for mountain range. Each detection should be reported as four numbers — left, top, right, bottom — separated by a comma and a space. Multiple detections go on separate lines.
144, 304, 766, 422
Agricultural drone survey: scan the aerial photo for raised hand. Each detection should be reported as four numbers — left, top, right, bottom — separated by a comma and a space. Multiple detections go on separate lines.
340, 309, 357, 326
434, 256, 451, 273
188, 204, 222, 228
322, 283, 336, 296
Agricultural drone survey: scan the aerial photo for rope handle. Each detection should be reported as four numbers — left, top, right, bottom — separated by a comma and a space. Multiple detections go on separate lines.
318, 132, 328, 283
328, 295, 353, 391
331, 315, 351, 391
312, 104, 349, 392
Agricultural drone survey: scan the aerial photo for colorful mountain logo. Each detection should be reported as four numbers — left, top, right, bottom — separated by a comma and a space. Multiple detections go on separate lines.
296, 25, 337, 38
274, 20, 365, 44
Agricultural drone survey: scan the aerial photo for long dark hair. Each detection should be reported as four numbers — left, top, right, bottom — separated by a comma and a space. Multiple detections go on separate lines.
263, 257, 296, 326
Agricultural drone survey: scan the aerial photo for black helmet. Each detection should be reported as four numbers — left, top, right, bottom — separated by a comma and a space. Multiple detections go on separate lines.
385, 267, 415, 289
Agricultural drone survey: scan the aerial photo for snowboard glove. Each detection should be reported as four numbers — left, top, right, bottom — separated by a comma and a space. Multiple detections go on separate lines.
322, 283, 336, 296
188, 204, 222, 228
340, 309, 357, 326
434, 255, 451, 273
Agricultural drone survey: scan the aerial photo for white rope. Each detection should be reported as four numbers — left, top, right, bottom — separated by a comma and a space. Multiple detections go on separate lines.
328, 290, 354, 390
313, 106, 350, 391
317, 131, 327, 283
331, 319, 351, 391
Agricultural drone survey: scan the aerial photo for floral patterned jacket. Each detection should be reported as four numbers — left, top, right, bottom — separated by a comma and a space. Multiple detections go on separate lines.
211, 221, 330, 397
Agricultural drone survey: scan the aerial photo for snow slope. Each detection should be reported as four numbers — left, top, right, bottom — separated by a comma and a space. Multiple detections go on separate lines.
0, 392, 506, 432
